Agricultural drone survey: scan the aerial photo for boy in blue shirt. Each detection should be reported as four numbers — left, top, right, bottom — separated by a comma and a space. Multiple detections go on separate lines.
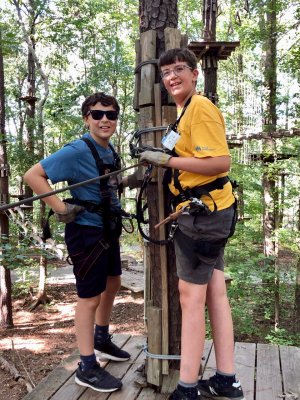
24, 92, 130, 393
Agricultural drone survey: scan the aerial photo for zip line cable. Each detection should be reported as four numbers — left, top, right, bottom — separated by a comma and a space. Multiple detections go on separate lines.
0, 163, 141, 212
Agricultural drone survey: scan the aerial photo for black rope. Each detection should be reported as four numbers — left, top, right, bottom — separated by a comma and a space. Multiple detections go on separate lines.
134, 59, 158, 74
136, 166, 171, 246
0, 164, 140, 212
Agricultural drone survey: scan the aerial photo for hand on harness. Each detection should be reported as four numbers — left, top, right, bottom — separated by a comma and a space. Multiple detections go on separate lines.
139, 150, 171, 167
54, 203, 85, 223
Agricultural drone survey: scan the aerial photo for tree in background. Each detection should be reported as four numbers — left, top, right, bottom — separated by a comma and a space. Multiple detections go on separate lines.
0, 26, 13, 328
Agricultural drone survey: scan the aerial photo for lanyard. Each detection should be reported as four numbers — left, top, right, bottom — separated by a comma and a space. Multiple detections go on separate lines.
171, 96, 193, 132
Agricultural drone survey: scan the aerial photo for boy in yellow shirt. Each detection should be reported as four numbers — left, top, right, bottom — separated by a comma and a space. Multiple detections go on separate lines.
140, 48, 244, 400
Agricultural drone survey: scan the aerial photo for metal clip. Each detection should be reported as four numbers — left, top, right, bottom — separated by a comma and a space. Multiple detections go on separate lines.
168, 222, 178, 240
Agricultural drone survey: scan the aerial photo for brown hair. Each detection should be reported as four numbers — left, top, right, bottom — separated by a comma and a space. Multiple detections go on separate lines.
81, 92, 120, 117
158, 48, 198, 70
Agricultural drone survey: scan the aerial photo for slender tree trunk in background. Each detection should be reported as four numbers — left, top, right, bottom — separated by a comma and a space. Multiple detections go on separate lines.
23, 2, 36, 201
13, 0, 50, 309
261, 0, 279, 329
0, 29, 13, 328
295, 255, 300, 334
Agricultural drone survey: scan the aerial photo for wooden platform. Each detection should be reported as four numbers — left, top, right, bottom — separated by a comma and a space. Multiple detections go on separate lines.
22, 334, 300, 400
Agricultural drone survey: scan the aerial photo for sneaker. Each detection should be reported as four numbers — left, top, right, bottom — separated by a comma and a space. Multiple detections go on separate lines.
94, 335, 130, 361
198, 374, 245, 400
75, 362, 122, 392
169, 387, 202, 399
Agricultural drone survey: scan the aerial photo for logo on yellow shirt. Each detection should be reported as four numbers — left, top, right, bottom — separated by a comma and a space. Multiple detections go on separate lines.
195, 145, 215, 152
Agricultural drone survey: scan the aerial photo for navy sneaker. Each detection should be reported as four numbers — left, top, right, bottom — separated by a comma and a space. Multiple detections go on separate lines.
169, 387, 201, 399
75, 362, 122, 392
94, 334, 130, 361
198, 374, 245, 399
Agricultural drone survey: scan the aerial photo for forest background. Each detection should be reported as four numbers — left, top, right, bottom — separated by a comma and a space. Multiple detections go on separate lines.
0, 0, 299, 349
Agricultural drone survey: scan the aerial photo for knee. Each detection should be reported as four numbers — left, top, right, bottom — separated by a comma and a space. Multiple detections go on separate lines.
178, 281, 206, 310
107, 275, 121, 293
77, 295, 101, 312
206, 286, 229, 309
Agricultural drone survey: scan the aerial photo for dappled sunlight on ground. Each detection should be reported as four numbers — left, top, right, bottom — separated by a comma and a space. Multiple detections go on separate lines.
0, 282, 144, 400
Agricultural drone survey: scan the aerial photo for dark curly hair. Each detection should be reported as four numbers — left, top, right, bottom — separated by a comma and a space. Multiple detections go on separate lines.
81, 92, 120, 117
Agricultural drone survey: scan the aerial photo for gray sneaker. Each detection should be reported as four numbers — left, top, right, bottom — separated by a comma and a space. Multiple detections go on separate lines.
75, 362, 122, 392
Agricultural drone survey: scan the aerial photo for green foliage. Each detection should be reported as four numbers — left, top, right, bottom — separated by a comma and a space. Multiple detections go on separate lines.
1, 0, 299, 346
265, 329, 300, 346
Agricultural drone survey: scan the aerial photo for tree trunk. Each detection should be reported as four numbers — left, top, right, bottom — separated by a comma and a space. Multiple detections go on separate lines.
201, 0, 218, 103
295, 255, 300, 334
13, 0, 50, 309
24, 3, 36, 200
28, 200, 50, 310
139, 0, 178, 54
0, 28, 13, 328
261, 0, 279, 328
138, 0, 180, 388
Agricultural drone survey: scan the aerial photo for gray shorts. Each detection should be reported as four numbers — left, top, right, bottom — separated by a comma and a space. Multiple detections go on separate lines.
174, 205, 235, 285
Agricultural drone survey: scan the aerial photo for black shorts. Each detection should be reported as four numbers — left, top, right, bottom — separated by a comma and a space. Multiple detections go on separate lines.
174, 205, 235, 285
65, 222, 121, 298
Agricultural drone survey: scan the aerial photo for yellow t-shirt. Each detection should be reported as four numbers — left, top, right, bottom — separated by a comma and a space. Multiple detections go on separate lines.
168, 94, 235, 211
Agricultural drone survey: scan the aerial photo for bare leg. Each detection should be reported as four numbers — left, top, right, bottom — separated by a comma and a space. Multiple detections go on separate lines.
206, 269, 234, 373
75, 295, 101, 356
95, 275, 121, 326
179, 279, 207, 383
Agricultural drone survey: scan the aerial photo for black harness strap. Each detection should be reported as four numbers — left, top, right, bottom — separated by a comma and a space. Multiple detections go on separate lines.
171, 176, 230, 211
166, 95, 228, 212
81, 138, 120, 239
170, 96, 192, 132
42, 138, 121, 240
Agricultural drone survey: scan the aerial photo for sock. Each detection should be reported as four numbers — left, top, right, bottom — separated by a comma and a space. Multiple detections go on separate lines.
177, 382, 199, 399
80, 353, 97, 371
94, 324, 109, 343
215, 370, 236, 386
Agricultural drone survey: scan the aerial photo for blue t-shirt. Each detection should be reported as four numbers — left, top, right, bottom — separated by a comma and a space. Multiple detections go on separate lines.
40, 133, 121, 227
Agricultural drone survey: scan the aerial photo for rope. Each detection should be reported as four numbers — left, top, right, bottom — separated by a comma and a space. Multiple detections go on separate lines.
0, 163, 140, 212
143, 344, 181, 360
134, 59, 158, 74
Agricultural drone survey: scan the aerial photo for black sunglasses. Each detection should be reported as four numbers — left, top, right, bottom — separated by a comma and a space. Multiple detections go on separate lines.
87, 110, 119, 121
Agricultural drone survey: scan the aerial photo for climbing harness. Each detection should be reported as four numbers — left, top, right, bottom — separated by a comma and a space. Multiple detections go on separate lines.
42, 138, 134, 240
127, 93, 239, 245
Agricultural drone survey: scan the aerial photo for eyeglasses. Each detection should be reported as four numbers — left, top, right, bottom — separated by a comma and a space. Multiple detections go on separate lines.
160, 65, 193, 79
87, 110, 119, 121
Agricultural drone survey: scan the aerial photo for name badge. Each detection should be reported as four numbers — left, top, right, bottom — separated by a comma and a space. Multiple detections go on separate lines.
162, 129, 180, 151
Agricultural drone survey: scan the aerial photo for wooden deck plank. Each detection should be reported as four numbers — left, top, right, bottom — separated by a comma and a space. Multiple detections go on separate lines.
201, 341, 216, 379
280, 345, 300, 397
256, 343, 282, 400
137, 387, 167, 399
108, 350, 146, 399
23, 334, 130, 400
22, 350, 79, 400
234, 342, 256, 400
22, 337, 300, 400
200, 339, 213, 377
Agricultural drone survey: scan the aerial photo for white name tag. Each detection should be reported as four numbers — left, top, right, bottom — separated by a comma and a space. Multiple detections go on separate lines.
162, 129, 180, 151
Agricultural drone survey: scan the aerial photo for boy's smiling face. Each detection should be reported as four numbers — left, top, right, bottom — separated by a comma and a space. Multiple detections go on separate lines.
161, 60, 199, 107
84, 102, 118, 147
